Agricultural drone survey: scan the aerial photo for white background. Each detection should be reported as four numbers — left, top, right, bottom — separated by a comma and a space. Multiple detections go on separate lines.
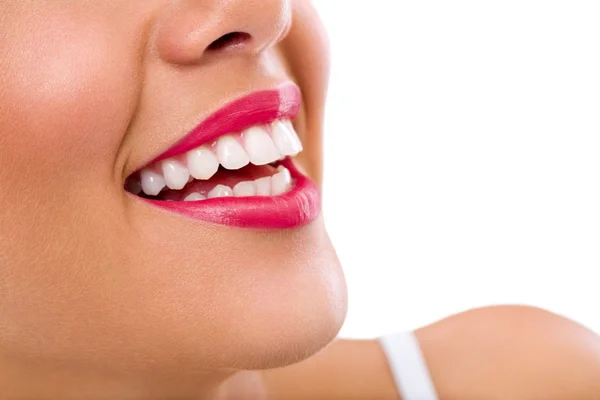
313, 1, 600, 338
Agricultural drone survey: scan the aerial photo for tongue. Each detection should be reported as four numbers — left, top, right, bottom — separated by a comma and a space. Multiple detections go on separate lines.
160, 164, 277, 200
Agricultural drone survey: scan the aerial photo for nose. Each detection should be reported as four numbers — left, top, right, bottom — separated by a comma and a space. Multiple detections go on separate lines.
154, 0, 292, 65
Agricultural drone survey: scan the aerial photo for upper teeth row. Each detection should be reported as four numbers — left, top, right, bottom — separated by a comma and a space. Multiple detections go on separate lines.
135, 119, 302, 196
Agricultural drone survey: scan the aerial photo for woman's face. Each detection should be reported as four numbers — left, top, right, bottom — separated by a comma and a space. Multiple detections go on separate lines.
0, 0, 346, 386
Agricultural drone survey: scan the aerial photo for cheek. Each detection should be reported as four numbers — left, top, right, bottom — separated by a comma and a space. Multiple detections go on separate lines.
0, 7, 141, 316
0, 8, 139, 184
280, 1, 330, 185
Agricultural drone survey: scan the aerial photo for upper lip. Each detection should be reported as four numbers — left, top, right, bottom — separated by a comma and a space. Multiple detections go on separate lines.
131, 82, 302, 176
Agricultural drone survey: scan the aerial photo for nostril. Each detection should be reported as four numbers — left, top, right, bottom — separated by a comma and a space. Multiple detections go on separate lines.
207, 32, 252, 51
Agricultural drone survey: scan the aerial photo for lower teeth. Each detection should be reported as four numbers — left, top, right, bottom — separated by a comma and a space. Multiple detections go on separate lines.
132, 165, 293, 202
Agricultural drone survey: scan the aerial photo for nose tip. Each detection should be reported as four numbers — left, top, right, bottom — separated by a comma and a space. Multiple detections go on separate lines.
154, 0, 291, 65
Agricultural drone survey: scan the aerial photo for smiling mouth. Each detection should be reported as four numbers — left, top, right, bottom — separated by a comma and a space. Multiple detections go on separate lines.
124, 83, 321, 229
125, 119, 302, 201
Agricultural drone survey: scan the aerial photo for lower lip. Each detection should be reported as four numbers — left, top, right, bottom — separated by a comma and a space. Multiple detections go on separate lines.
139, 160, 321, 229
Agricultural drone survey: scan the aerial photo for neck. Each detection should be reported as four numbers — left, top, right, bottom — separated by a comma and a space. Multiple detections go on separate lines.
0, 353, 255, 399
261, 339, 399, 399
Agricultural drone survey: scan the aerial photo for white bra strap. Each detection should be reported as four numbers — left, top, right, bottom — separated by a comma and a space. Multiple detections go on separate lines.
379, 331, 439, 400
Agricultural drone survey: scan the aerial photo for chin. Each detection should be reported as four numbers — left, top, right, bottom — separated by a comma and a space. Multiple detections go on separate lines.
221, 222, 348, 370
111, 213, 348, 373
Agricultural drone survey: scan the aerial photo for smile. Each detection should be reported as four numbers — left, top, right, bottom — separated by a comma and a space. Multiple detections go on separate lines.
124, 83, 321, 228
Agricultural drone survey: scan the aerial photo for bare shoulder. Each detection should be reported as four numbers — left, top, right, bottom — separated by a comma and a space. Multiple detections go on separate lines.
417, 305, 600, 400
261, 306, 600, 399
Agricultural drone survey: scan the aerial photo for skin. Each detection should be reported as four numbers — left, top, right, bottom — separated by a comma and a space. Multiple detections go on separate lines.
1, 1, 599, 399
265, 305, 600, 400
0, 0, 345, 397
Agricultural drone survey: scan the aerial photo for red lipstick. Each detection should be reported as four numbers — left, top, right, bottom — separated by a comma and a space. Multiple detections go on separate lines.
131, 83, 321, 229
148, 83, 302, 166
144, 159, 320, 229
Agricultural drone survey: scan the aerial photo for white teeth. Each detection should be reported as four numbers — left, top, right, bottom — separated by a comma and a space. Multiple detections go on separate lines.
286, 121, 303, 153
233, 181, 257, 197
183, 192, 206, 202
133, 120, 300, 197
216, 135, 250, 170
271, 120, 302, 156
271, 167, 292, 196
186, 146, 219, 180
254, 176, 272, 196
242, 126, 281, 165
140, 168, 166, 196
207, 184, 233, 199
161, 159, 190, 190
